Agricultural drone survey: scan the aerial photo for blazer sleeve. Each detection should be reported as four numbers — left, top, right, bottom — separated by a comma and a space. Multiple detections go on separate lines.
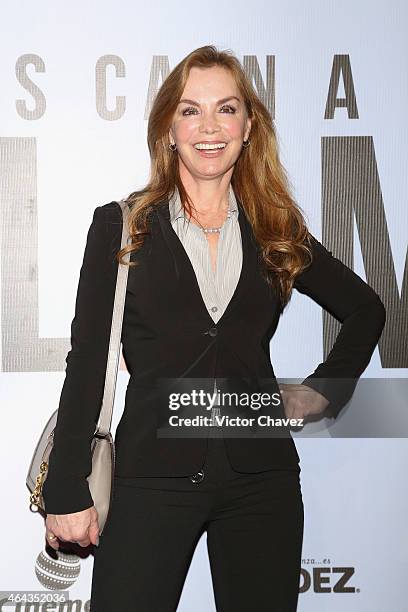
42, 204, 121, 514
294, 232, 386, 419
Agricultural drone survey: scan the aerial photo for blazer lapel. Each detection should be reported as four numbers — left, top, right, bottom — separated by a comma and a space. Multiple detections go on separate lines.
155, 196, 256, 327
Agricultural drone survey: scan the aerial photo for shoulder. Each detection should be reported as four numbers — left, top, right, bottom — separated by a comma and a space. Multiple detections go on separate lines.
88, 201, 125, 263
93, 200, 125, 235
95, 201, 124, 227
94, 197, 163, 238
294, 231, 339, 286
304, 231, 333, 260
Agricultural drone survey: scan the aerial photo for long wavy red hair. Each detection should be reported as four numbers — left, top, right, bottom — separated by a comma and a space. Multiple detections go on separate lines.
119, 45, 314, 308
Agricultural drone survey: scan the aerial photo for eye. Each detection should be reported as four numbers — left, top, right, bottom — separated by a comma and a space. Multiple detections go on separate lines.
182, 107, 198, 116
220, 104, 236, 113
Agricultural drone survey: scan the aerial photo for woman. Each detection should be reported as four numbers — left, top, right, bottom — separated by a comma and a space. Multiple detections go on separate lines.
42, 45, 386, 611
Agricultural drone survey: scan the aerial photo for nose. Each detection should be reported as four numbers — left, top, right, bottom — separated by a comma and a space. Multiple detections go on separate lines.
199, 111, 221, 133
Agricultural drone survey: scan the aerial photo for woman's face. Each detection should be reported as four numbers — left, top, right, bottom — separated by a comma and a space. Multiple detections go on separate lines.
169, 66, 251, 181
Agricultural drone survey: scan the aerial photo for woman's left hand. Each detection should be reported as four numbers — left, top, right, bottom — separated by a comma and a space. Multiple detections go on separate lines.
279, 383, 330, 420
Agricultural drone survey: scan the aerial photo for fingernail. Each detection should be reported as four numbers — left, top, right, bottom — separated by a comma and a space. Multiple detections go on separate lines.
95, 536, 100, 547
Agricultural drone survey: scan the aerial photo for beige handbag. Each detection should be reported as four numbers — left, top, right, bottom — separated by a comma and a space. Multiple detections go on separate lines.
26, 199, 131, 535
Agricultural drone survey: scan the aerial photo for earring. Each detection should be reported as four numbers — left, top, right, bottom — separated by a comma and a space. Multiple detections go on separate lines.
169, 143, 177, 151
242, 139, 250, 148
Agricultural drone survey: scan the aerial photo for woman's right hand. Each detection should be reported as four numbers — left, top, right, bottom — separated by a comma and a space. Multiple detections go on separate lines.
45, 506, 100, 550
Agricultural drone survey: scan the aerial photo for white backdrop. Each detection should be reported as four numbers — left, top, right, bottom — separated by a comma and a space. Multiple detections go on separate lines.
1, 1, 407, 610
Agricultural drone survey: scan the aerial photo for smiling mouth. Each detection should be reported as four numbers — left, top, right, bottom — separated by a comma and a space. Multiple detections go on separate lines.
193, 142, 227, 151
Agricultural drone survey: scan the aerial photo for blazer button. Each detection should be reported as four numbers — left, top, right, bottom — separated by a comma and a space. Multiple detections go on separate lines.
190, 469, 205, 483
208, 327, 218, 337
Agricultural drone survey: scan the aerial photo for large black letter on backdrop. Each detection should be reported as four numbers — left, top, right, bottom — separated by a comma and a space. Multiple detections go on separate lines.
321, 135, 404, 367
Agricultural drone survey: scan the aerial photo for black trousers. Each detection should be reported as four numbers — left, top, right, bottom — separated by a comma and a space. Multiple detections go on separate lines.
90, 434, 304, 611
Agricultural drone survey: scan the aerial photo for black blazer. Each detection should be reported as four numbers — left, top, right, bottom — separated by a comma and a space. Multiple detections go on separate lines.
42, 198, 386, 514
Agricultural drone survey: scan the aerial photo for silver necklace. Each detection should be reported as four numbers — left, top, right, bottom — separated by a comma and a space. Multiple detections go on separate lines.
196, 208, 232, 234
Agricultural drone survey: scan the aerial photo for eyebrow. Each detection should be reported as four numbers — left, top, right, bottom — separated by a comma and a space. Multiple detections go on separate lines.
178, 96, 241, 106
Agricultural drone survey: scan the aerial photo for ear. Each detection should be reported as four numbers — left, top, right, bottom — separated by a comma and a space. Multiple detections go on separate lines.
244, 117, 252, 141
168, 127, 175, 146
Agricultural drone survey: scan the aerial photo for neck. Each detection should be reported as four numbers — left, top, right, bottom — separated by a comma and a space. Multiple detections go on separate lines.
178, 167, 233, 216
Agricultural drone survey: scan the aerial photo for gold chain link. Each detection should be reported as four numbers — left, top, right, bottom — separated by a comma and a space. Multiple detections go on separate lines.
29, 461, 48, 509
